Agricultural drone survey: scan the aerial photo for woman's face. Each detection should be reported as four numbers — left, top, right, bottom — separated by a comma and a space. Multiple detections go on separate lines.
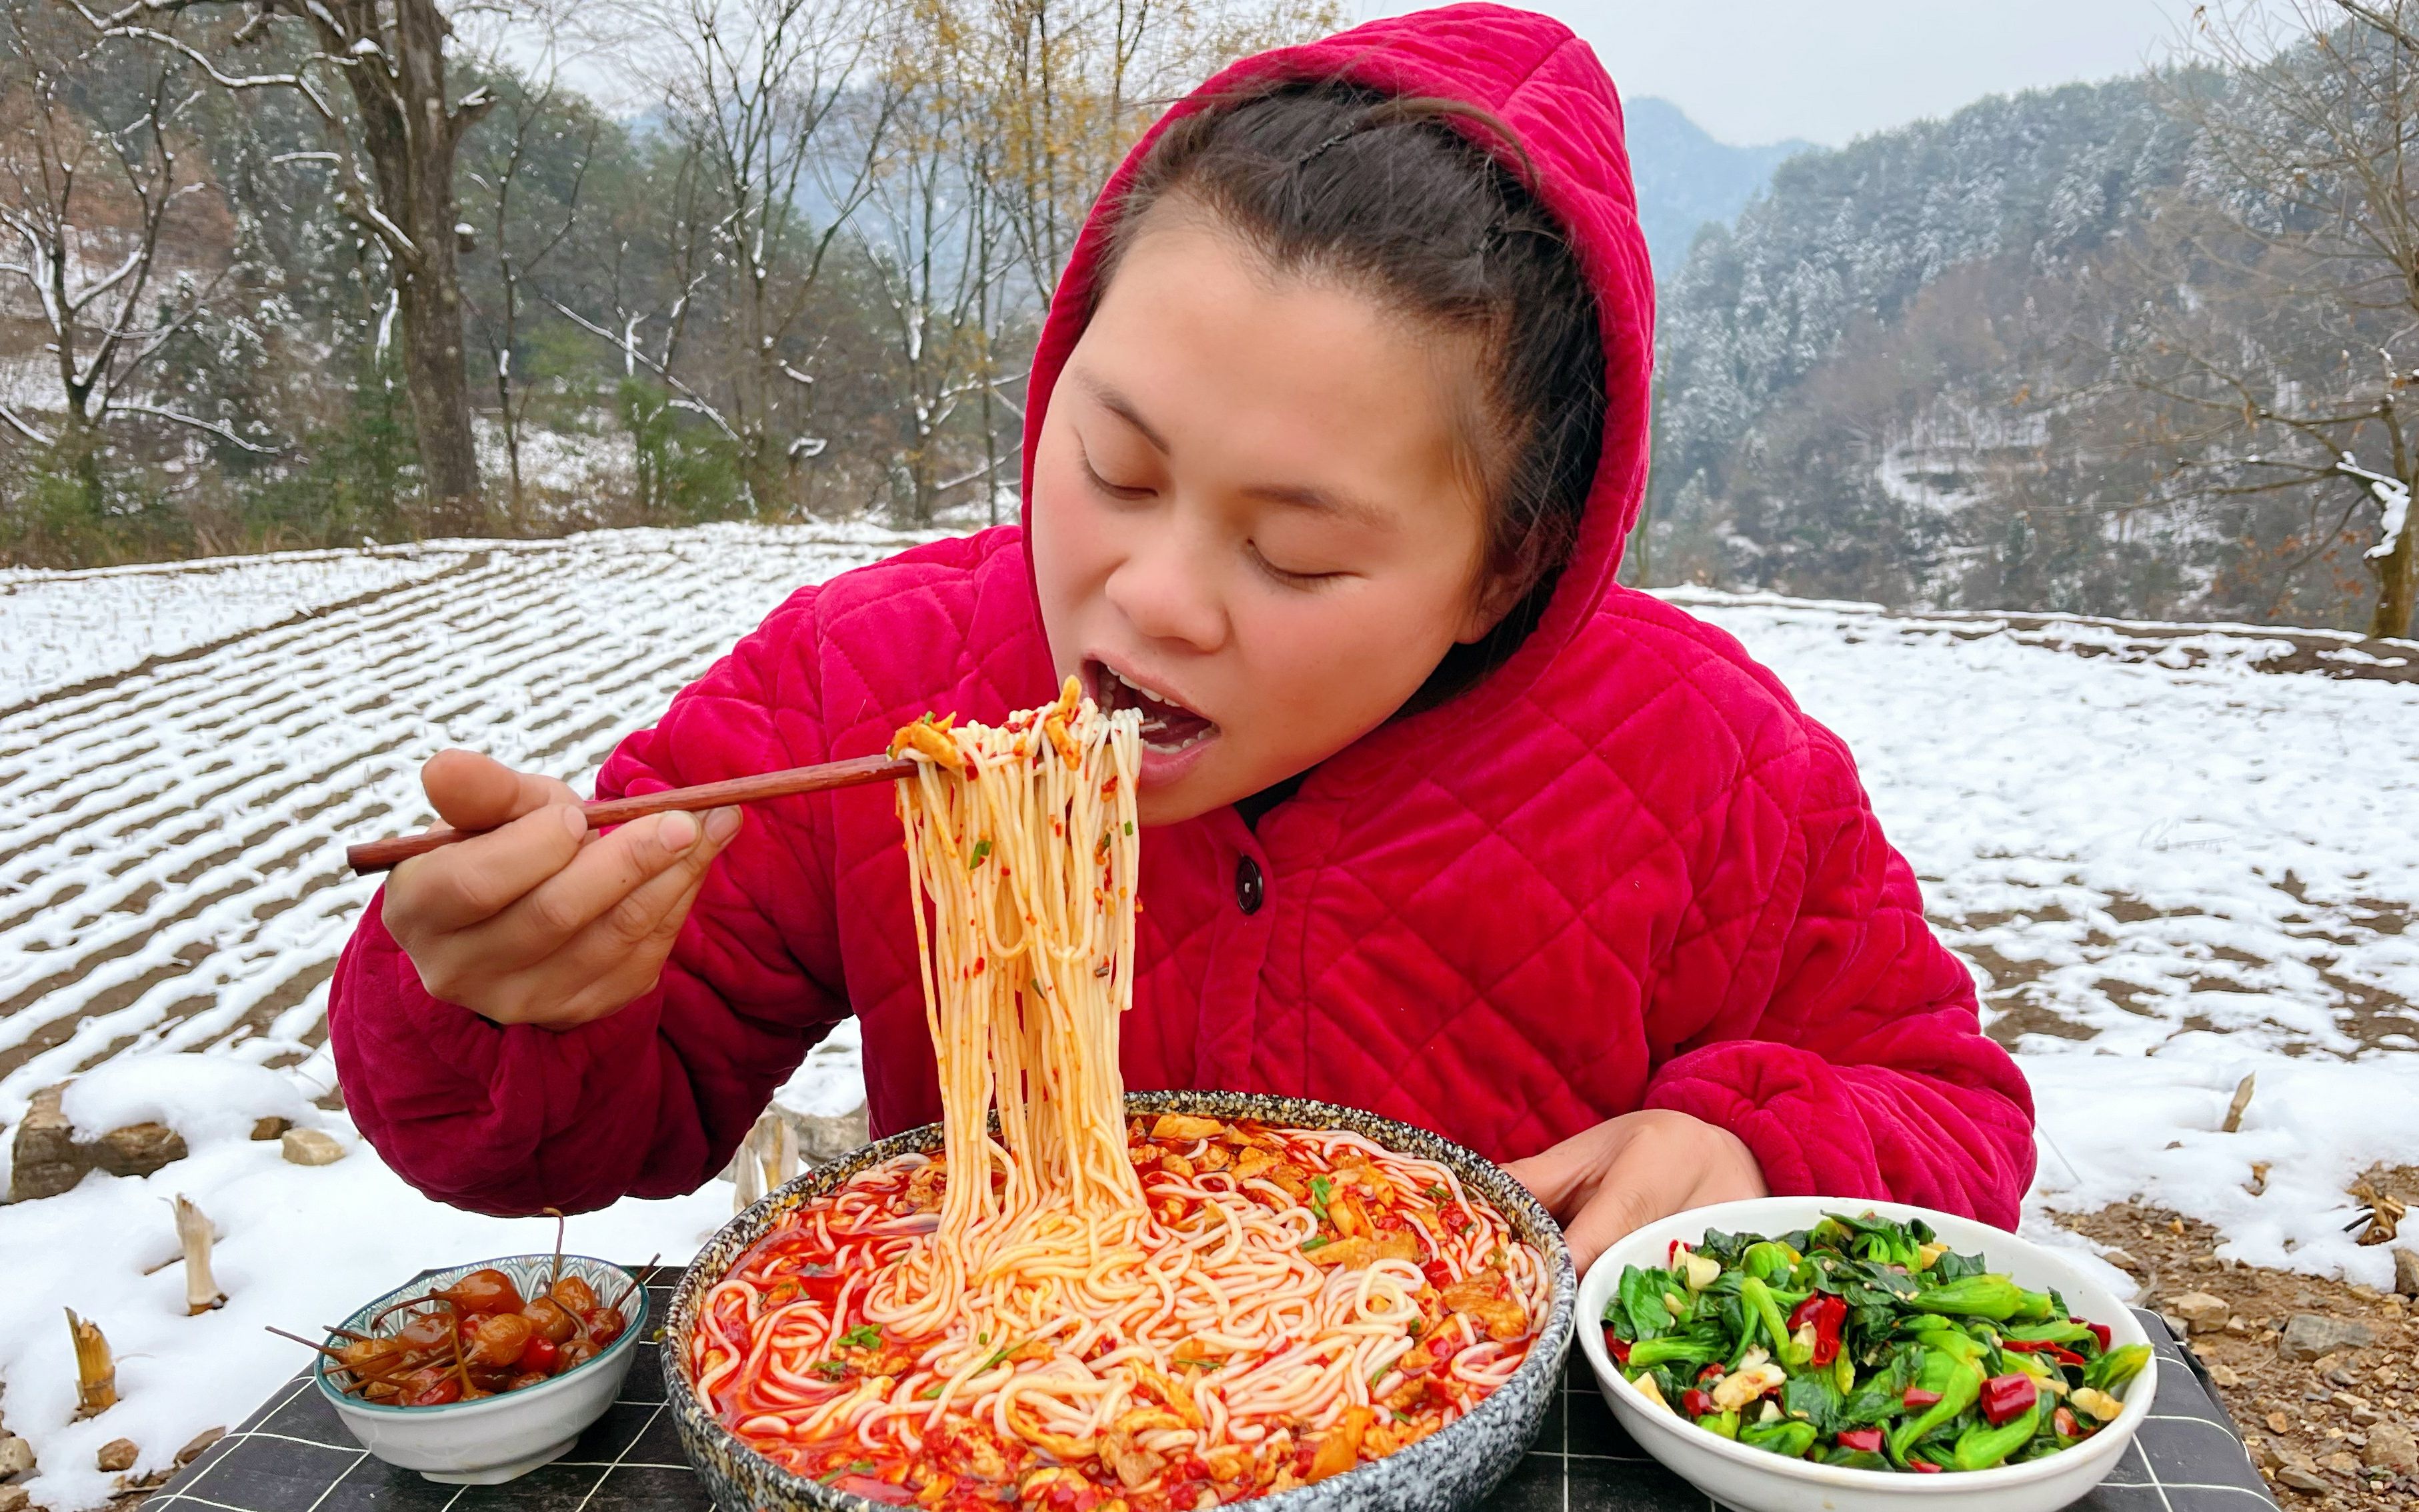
1029, 207, 1504, 827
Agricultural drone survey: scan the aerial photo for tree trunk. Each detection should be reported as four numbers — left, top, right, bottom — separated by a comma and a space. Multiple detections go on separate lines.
2374, 505, 2418, 639
57, 403, 106, 520
396, 261, 483, 532
338, 0, 487, 535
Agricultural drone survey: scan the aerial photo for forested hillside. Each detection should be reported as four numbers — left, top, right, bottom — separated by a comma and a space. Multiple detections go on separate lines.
0, 0, 1338, 564
6, 0, 2416, 637
1640, 10, 2419, 639
1620, 97, 1808, 276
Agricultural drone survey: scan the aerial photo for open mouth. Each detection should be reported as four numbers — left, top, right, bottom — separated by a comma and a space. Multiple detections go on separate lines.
1085, 659, 1218, 753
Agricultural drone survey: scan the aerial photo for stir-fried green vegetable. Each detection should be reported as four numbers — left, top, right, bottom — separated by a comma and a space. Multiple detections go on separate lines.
1602, 1213, 2149, 1473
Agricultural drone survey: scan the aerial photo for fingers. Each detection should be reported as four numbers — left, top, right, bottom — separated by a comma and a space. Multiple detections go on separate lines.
387, 802, 589, 938
1504, 1119, 1629, 1218
486, 807, 739, 972
465, 807, 743, 1027
423, 748, 579, 831
546, 859, 723, 1025
1512, 1111, 1759, 1277
1562, 1181, 1661, 1279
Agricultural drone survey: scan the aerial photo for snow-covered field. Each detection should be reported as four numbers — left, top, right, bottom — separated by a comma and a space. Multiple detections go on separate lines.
0, 531, 2412, 1507
1656, 590, 2419, 1285
1, 545, 478, 710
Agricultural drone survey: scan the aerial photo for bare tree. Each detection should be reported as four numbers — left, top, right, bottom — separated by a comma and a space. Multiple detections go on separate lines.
625, 0, 904, 512
857, 0, 1019, 524
981, 0, 1344, 308
461, 37, 603, 525
73, 0, 509, 531
0, 1, 271, 507
2130, 0, 2419, 635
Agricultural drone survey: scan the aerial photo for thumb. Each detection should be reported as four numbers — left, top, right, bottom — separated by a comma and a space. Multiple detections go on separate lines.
423, 749, 576, 831
1560, 1183, 1659, 1280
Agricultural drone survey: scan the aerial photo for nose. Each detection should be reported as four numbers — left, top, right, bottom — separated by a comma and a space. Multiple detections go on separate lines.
1103, 512, 1228, 654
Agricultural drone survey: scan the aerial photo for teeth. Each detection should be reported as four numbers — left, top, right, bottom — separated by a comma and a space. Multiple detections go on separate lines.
1141, 725, 1214, 753
1097, 661, 1214, 752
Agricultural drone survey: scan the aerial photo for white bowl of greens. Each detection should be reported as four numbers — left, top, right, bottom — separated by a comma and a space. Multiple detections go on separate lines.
1578, 1197, 2155, 1512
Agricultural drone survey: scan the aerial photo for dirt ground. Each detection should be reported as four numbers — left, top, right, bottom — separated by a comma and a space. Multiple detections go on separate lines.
2064, 1185, 2419, 1511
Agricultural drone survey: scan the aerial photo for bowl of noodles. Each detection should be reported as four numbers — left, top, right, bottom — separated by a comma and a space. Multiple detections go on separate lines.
665, 1090, 1575, 1512
663, 684, 1572, 1509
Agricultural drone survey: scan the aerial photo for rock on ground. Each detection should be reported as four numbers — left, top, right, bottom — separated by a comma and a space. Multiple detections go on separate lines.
2368, 1421, 2418, 1474
2168, 1290, 2231, 1331
173, 1427, 224, 1467
5, 1085, 191, 1201
2282, 1313, 2379, 1359
279, 1128, 343, 1166
2068, 1201, 2418, 1512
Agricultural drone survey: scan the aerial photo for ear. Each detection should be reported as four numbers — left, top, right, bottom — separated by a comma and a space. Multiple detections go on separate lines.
1453, 567, 1527, 645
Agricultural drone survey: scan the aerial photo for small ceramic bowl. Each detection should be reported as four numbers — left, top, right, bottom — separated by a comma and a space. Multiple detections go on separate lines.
1578, 1197, 2154, 1512
317, 1253, 648, 1484
665, 1090, 1578, 1512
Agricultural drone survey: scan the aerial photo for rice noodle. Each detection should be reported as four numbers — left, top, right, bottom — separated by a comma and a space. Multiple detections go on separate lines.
685, 681, 1548, 1509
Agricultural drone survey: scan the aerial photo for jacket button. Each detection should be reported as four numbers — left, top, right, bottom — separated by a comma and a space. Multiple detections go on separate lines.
1234, 855, 1264, 915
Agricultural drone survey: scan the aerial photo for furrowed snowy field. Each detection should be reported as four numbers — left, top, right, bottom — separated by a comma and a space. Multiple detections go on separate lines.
2, 527, 2415, 1507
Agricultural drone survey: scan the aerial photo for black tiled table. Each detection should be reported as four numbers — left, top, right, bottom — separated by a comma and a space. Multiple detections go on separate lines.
142, 1275, 2275, 1512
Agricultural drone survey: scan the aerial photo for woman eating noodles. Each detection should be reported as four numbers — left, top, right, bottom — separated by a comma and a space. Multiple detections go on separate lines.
328, 1, 2034, 1277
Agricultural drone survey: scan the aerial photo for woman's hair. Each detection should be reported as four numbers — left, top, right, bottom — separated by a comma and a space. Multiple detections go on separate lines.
1094, 77, 1607, 705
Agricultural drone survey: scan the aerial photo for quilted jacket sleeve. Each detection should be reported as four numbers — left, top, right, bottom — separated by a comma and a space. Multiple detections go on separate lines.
1640, 715, 2036, 1229
328, 587, 848, 1215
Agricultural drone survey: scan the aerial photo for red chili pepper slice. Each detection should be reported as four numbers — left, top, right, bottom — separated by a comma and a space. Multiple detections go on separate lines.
1682, 1388, 1716, 1418
1980, 1371, 2040, 1426
1902, 1387, 1943, 1410
2054, 1406, 2083, 1439
1602, 1325, 1630, 1365
1784, 1293, 1848, 1367
1907, 1459, 1943, 1473
1996, 1337, 2087, 1367
1835, 1427, 1884, 1453
1697, 1363, 1726, 1383
2078, 1318, 2112, 1351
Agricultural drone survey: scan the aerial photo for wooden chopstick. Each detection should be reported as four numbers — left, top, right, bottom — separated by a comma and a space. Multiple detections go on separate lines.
345, 753, 919, 874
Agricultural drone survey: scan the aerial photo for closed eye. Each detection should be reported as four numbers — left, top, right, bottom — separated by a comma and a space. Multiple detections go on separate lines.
1247, 541, 1345, 589
1080, 453, 1154, 501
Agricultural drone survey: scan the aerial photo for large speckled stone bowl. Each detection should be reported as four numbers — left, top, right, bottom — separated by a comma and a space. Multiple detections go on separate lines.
665, 1089, 1576, 1512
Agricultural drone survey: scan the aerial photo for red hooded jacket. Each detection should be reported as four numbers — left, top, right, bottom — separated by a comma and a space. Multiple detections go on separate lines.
329, 3, 2034, 1223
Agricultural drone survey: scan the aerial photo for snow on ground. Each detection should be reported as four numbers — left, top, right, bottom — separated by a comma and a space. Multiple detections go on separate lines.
0, 521, 934, 1508
1665, 589, 2419, 1291
5, 1059, 732, 1511
0, 539, 2412, 1507
1, 545, 477, 710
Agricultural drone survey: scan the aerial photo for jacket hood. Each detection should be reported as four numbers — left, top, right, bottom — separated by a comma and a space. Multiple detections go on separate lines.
1017, 2, 1655, 709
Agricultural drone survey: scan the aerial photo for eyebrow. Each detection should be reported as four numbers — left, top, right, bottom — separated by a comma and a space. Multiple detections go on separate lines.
1238, 481, 1396, 533
1073, 372, 1172, 454
1071, 371, 1396, 532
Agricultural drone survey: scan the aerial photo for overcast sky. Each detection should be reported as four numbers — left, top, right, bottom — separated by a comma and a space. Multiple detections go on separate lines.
1366, 0, 2207, 146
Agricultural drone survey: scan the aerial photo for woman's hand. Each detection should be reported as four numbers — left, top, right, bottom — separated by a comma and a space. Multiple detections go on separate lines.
381, 749, 743, 1030
1504, 1109, 1769, 1277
